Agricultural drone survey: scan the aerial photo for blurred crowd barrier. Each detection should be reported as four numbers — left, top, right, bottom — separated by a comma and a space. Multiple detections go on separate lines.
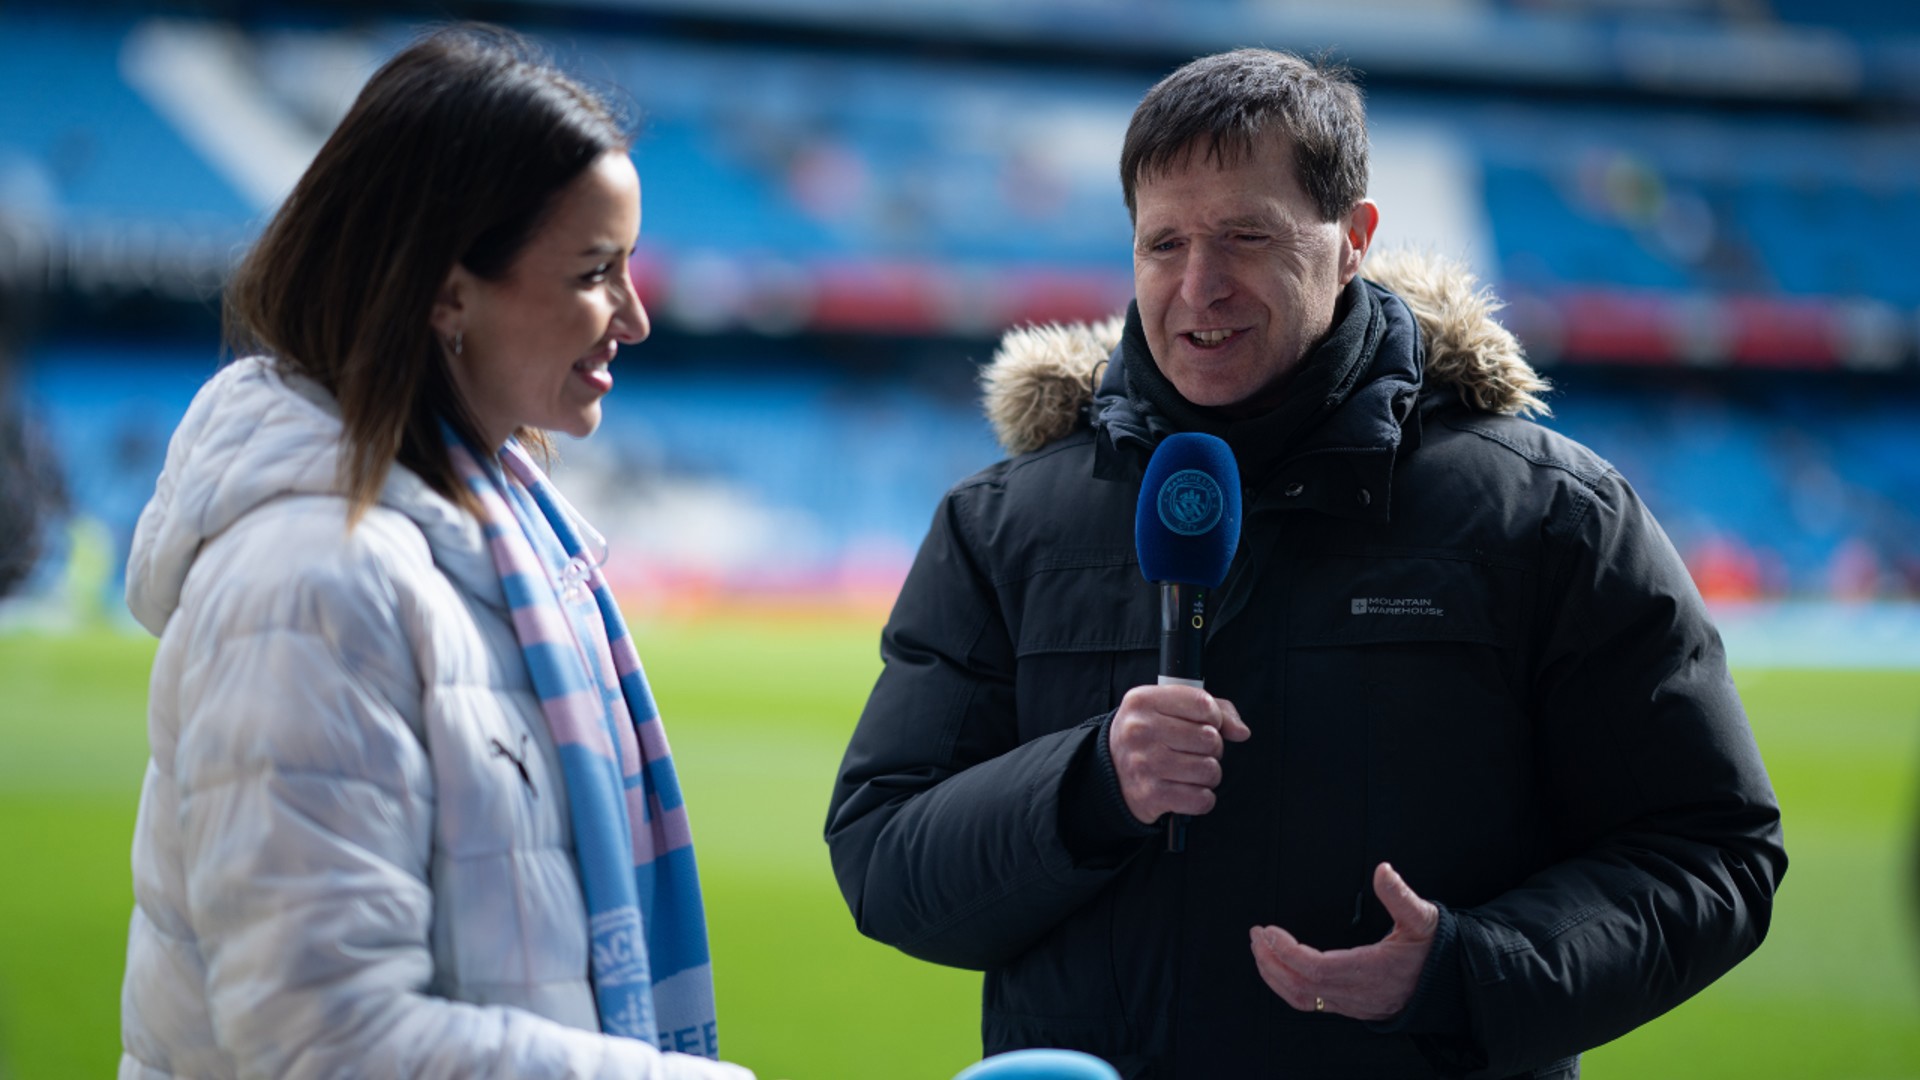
5, 348, 1918, 636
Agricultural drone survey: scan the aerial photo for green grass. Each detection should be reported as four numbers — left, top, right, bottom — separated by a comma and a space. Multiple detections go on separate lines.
638, 616, 982, 1080
1, 622, 1916, 1079
1582, 667, 1920, 1079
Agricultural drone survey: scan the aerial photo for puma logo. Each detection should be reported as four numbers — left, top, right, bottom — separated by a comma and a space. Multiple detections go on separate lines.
489, 734, 537, 798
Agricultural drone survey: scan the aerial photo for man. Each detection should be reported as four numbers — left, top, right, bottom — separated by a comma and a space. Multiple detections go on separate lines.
826, 49, 1784, 1079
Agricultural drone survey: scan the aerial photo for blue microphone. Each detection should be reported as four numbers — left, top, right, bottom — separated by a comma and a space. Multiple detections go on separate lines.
1135, 432, 1241, 852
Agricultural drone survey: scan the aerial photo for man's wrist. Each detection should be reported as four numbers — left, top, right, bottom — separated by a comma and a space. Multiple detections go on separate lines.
1367, 904, 1468, 1037
1059, 712, 1158, 863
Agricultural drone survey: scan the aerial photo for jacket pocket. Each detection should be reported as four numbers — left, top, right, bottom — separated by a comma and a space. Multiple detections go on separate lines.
982, 855, 1172, 1064
1006, 554, 1158, 744
1287, 545, 1525, 650
1281, 547, 1543, 921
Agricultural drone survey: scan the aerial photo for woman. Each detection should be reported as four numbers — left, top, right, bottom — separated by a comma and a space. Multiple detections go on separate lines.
119, 26, 754, 1079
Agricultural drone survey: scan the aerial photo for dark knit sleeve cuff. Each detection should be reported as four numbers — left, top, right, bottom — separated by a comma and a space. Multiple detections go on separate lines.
1366, 903, 1468, 1037
1059, 711, 1158, 865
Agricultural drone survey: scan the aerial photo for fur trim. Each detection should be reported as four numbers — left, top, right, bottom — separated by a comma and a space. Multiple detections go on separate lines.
979, 249, 1548, 455
1362, 247, 1551, 420
982, 316, 1123, 456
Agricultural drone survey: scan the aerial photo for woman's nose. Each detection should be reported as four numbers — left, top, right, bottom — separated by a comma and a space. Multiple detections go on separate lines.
613, 270, 650, 345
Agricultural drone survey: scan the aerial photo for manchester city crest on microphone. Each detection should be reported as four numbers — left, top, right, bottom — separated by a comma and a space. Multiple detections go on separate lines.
1157, 468, 1224, 536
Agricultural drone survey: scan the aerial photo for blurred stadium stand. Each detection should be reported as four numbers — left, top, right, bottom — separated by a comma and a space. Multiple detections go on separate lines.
2, 0, 1917, 626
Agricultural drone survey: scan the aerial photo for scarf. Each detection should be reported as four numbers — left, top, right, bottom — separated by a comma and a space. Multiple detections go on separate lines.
444, 424, 719, 1057
1118, 277, 1384, 485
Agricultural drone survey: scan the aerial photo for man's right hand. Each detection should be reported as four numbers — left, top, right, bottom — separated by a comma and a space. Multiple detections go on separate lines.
1108, 684, 1250, 825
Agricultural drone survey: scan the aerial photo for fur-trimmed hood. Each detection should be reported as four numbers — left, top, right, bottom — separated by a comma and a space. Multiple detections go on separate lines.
981, 248, 1549, 456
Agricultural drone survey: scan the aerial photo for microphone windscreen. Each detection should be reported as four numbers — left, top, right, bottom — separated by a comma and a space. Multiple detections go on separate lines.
1135, 432, 1242, 588
953, 1049, 1123, 1080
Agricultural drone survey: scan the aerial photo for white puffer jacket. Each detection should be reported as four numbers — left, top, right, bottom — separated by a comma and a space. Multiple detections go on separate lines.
120, 357, 751, 1080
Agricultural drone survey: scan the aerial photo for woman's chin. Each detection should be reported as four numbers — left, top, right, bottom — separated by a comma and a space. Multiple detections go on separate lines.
562, 404, 604, 440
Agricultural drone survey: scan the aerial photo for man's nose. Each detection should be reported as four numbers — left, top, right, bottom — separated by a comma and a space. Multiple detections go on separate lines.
1180, 243, 1231, 309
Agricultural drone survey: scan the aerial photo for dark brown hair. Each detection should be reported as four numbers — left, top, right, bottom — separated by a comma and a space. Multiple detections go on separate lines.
224, 23, 630, 519
1120, 48, 1369, 224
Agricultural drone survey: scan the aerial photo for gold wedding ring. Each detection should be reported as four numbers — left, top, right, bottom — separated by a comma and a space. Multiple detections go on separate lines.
1314, 996, 1325, 1013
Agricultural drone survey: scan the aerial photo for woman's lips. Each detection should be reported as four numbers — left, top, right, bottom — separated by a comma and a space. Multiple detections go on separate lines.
572, 344, 615, 391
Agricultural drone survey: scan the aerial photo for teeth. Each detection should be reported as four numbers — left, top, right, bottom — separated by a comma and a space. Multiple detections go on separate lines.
1191, 329, 1233, 345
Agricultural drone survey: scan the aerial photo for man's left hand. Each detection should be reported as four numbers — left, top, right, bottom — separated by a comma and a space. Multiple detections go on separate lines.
1249, 861, 1439, 1022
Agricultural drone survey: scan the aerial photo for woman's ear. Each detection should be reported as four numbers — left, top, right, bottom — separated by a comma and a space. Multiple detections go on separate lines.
429, 265, 475, 345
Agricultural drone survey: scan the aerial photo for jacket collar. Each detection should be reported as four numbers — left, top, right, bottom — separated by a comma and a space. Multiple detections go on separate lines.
126, 356, 509, 632
1093, 280, 1423, 525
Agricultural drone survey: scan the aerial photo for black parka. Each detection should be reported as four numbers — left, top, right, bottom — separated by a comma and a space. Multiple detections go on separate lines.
825, 252, 1785, 1079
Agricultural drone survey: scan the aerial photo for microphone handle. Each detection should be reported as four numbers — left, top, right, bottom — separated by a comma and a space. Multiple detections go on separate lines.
1158, 582, 1208, 683
1157, 582, 1208, 852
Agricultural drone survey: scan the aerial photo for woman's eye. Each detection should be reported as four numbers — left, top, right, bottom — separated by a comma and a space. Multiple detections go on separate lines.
583, 263, 613, 283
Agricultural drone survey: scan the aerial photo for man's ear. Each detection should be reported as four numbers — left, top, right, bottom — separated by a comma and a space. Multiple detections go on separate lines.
429, 264, 476, 344
1339, 200, 1380, 285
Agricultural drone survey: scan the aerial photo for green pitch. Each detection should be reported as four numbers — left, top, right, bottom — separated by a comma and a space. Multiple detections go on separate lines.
1, 620, 1916, 1079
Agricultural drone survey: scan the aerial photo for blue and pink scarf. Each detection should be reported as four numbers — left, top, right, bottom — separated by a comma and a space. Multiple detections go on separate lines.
445, 424, 719, 1057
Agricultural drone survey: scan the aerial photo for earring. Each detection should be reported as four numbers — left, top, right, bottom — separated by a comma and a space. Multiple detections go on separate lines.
450, 330, 464, 357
